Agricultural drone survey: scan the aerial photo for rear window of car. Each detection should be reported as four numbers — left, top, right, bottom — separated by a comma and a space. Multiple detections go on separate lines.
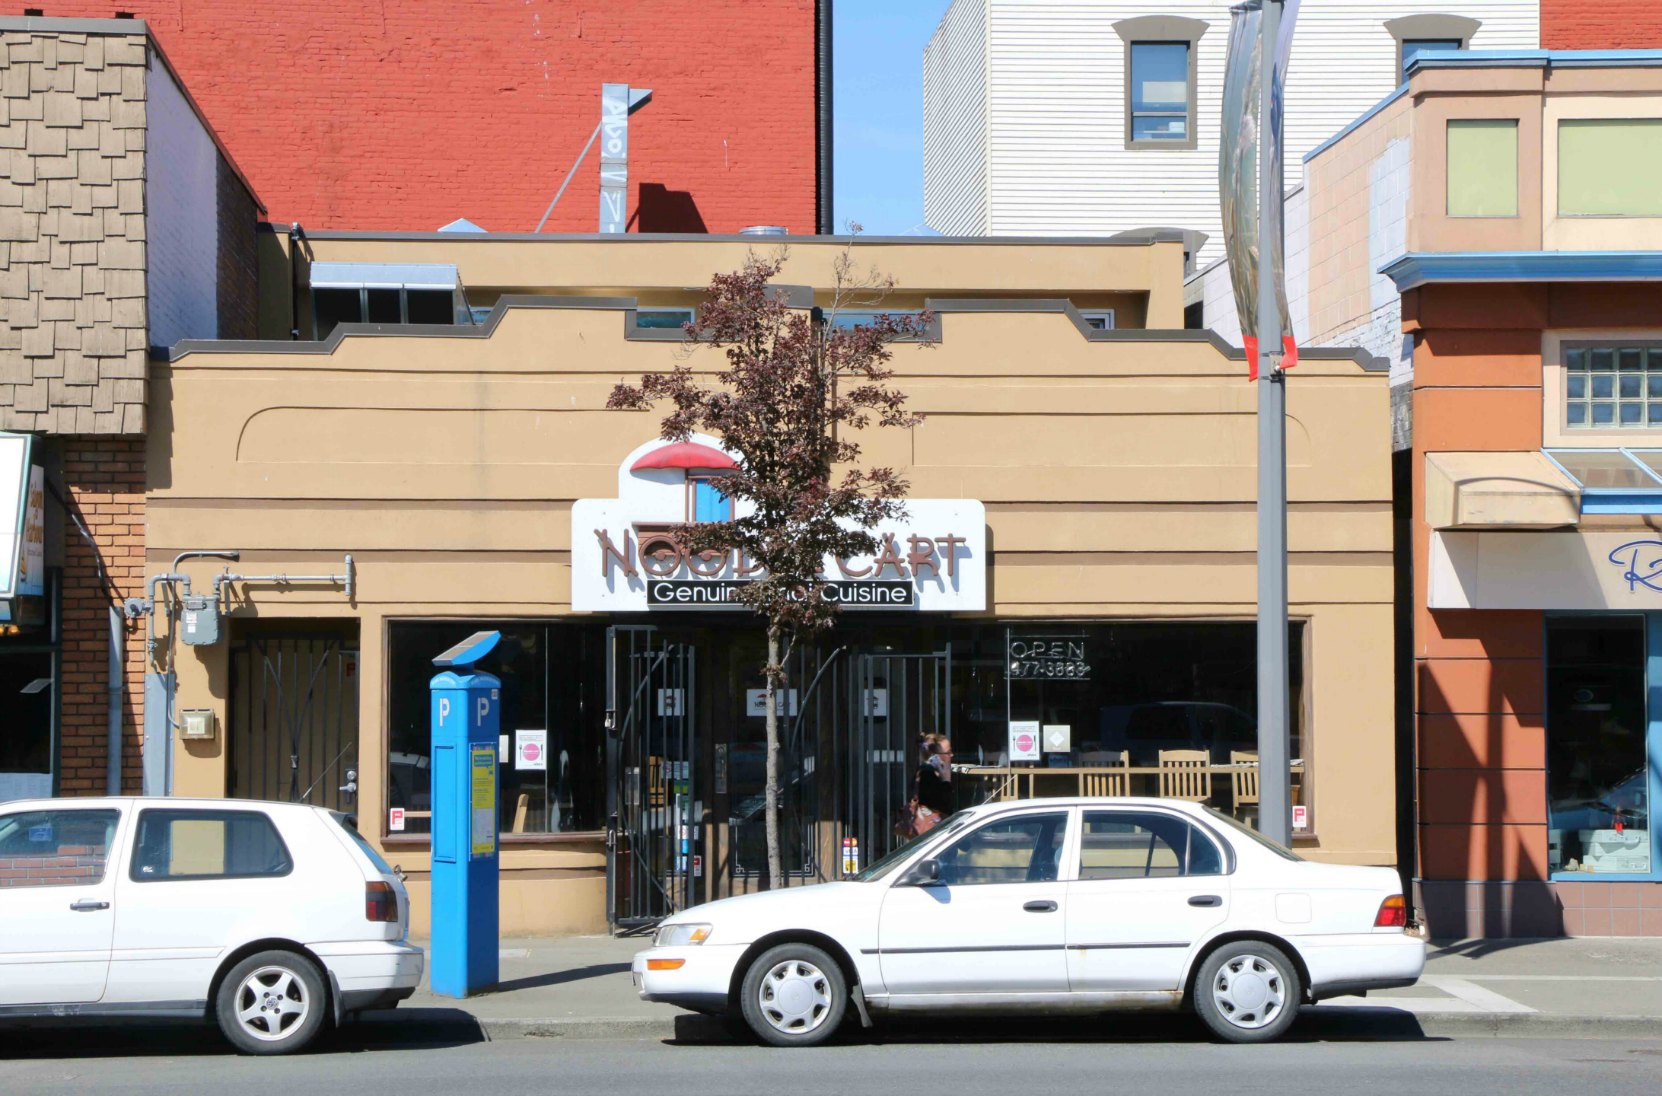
0, 809, 120, 889
129, 809, 293, 881
331, 812, 394, 874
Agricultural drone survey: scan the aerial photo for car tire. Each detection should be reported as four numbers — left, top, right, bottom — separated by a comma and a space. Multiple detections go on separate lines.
738, 943, 848, 1048
1193, 941, 1302, 1044
214, 949, 328, 1055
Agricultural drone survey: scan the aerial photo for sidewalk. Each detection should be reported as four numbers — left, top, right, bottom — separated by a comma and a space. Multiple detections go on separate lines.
371, 935, 1662, 1042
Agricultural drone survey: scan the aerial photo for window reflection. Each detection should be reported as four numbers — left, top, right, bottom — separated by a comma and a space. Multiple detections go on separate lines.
1547, 617, 1650, 875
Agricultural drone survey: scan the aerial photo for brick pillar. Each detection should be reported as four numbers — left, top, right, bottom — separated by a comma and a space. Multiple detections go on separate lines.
58, 436, 146, 796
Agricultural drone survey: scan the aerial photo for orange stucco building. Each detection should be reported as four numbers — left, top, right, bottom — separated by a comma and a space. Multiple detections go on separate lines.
1302, 49, 1662, 936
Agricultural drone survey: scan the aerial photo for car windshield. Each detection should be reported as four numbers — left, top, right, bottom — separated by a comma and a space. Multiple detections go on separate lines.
331, 811, 396, 874
1204, 806, 1303, 861
851, 811, 975, 882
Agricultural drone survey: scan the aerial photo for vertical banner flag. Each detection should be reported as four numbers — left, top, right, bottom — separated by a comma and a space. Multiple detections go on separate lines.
1220, 0, 1301, 379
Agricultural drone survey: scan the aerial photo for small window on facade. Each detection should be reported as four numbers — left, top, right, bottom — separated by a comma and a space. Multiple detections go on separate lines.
1563, 345, 1662, 429
1401, 38, 1462, 78
690, 475, 732, 522
636, 308, 695, 330
1447, 119, 1518, 218
129, 809, 293, 881
1128, 42, 1192, 145
0, 809, 119, 888
1081, 310, 1116, 331
1560, 120, 1662, 217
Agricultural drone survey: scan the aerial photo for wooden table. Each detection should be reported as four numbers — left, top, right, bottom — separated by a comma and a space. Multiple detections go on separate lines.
959, 763, 1305, 804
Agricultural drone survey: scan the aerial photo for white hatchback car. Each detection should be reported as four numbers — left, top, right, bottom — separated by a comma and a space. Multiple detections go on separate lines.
634, 798, 1425, 1046
0, 797, 423, 1054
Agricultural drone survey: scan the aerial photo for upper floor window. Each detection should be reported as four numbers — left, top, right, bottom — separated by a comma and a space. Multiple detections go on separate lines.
1447, 119, 1518, 218
1128, 43, 1192, 145
636, 308, 695, 330
1564, 345, 1662, 430
1114, 16, 1207, 152
1559, 120, 1662, 218
1081, 310, 1116, 331
1401, 39, 1461, 78
1386, 14, 1479, 82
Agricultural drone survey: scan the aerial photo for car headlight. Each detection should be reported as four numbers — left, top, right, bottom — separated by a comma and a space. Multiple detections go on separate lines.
653, 922, 713, 948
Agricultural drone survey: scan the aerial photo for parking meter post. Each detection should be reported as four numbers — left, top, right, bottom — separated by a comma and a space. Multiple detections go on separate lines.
429, 631, 503, 998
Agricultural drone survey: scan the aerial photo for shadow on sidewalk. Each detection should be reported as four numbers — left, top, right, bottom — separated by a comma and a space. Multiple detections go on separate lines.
490, 962, 634, 994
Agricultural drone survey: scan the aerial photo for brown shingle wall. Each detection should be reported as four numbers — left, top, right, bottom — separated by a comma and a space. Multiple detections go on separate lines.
0, 30, 148, 436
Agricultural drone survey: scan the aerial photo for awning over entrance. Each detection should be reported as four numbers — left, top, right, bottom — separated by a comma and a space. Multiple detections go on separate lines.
1425, 451, 1579, 530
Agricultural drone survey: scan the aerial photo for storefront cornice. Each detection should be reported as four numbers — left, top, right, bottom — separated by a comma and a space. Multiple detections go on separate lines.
157, 294, 1385, 372
283, 228, 1193, 247
1384, 251, 1662, 293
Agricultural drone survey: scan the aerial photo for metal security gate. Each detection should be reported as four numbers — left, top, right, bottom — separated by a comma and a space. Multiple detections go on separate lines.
843, 648, 951, 870
606, 626, 697, 930
229, 633, 360, 811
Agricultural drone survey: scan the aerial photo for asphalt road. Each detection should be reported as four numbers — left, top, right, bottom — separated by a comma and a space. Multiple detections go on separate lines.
4, 1019, 1662, 1096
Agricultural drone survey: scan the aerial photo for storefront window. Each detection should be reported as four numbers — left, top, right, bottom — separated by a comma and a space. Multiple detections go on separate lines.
0, 647, 53, 802
1547, 617, 1651, 876
386, 622, 606, 837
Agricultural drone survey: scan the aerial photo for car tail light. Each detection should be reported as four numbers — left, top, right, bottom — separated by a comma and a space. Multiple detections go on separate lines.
366, 881, 398, 923
1375, 894, 1408, 928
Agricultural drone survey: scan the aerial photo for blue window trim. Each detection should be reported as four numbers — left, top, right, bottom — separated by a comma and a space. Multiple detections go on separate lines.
1545, 611, 1662, 883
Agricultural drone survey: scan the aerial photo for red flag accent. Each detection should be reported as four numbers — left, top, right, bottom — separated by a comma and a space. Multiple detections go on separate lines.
1244, 335, 1300, 380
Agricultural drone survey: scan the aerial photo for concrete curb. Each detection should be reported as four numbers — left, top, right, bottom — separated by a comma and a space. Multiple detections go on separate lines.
377, 1009, 1662, 1044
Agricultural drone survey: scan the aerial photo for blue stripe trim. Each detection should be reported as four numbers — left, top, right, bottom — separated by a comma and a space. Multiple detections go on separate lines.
1382, 252, 1662, 291
1579, 490, 1662, 515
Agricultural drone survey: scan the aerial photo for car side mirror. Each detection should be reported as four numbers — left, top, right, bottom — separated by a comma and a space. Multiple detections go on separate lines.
898, 858, 941, 887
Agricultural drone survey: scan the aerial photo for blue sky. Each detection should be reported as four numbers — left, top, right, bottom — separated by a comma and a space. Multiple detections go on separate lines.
833, 0, 954, 235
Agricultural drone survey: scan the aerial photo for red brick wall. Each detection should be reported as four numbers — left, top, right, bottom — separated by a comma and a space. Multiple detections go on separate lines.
58, 436, 145, 796
1543, 1, 1662, 48
45, 2, 819, 234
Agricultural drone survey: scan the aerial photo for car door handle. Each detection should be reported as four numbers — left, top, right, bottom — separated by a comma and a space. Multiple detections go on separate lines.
69, 899, 110, 912
1023, 900, 1058, 913
1188, 895, 1222, 908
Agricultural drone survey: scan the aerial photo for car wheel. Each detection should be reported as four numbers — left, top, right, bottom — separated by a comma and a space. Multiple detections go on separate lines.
738, 943, 848, 1048
215, 949, 328, 1055
1193, 942, 1301, 1043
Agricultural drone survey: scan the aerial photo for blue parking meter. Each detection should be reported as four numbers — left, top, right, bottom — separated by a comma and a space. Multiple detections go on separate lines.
430, 631, 502, 997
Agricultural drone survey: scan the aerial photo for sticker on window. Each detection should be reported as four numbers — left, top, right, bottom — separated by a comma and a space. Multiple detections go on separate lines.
27, 823, 53, 844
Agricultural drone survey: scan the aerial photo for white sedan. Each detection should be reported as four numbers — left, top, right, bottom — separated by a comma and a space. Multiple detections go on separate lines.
0, 797, 423, 1054
634, 797, 1424, 1045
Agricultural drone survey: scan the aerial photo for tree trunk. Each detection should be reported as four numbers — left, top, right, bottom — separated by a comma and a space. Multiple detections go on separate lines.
764, 626, 784, 890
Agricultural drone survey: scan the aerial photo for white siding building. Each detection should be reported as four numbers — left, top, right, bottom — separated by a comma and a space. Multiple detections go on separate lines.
922, 1, 1539, 266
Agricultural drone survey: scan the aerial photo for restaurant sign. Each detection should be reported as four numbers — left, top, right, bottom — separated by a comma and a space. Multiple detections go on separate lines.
1, 432, 45, 625
572, 437, 985, 613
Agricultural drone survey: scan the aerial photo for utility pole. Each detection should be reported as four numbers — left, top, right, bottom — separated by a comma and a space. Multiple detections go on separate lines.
1255, 0, 1291, 846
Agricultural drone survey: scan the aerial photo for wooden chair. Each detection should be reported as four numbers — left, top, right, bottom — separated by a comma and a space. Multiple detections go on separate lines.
1079, 750, 1131, 797
1230, 750, 1260, 824
1157, 749, 1210, 802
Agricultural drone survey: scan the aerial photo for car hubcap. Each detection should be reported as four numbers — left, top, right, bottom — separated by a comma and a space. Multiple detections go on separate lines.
236, 965, 309, 1041
1211, 954, 1286, 1030
758, 959, 832, 1035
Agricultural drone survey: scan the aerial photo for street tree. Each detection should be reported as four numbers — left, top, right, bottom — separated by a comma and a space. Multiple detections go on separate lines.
607, 244, 927, 888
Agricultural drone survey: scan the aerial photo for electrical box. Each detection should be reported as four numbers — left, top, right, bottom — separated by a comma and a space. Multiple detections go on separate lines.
180, 709, 216, 740
180, 594, 220, 646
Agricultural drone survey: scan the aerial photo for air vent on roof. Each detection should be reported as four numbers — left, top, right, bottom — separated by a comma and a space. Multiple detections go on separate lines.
740, 226, 789, 237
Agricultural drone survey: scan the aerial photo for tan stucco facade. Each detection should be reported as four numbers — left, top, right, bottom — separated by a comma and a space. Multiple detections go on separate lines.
148, 235, 1394, 935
